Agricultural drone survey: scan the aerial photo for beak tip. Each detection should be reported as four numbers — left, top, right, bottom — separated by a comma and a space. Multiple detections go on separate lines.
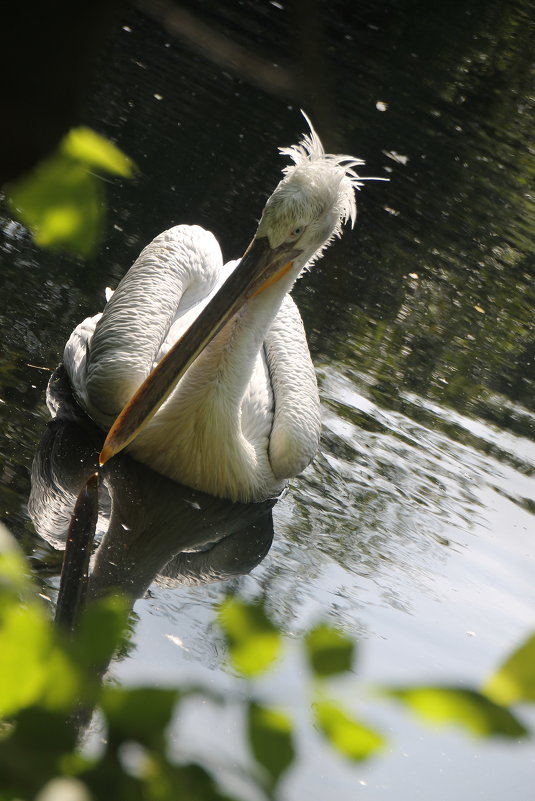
99, 443, 113, 467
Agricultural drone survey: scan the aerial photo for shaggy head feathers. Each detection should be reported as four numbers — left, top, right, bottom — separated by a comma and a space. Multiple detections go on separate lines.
256, 114, 365, 257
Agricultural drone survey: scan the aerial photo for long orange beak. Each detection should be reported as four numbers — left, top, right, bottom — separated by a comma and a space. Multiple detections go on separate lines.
99, 236, 301, 467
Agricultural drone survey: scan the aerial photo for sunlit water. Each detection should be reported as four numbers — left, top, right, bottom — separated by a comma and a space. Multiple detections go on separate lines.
1, 1, 535, 798
107, 361, 535, 800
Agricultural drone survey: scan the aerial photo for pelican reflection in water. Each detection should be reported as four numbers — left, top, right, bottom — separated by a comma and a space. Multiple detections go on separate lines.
64, 117, 373, 502
30, 374, 275, 604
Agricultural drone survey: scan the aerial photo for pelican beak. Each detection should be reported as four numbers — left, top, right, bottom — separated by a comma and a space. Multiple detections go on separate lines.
99, 236, 302, 466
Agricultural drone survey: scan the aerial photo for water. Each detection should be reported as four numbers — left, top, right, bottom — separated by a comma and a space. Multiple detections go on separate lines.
1, 0, 535, 798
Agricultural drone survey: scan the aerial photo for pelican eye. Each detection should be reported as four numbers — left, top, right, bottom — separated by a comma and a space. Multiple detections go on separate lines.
287, 225, 306, 242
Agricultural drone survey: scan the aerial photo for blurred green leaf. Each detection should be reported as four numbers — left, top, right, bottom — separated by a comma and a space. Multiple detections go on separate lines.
218, 598, 281, 677
314, 699, 384, 762
167, 764, 239, 801
175, 765, 242, 801
0, 536, 80, 718
0, 602, 78, 717
5, 126, 134, 256
70, 594, 130, 675
305, 624, 354, 678
6, 154, 103, 256
102, 687, 179, 749
39, 646, 81, 713
248, 702, 294, 790
0, 707, 78, 798
385, 686, 527, 738
0, 604, 51, 717
484, 633, 535, 706
79, 749, 144, 801
61, 127, 135, 177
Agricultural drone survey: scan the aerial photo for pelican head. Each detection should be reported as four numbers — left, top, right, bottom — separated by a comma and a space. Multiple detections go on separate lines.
100, 116, 368, 466
235, 117, 364, 300
256, 116, 362, 259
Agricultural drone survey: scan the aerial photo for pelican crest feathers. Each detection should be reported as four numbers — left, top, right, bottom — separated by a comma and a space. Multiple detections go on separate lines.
278, 112, 366, 230
256, 113, 373, 255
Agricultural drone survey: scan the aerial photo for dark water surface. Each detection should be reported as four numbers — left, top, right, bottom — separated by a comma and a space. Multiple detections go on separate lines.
1, 1, 535, 798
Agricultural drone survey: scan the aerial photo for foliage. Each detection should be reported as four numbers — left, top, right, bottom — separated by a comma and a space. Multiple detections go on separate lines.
304, 623, 354, 678
248, 702, 294, 792
484, 633, 535, 706
1, 522, 534, 801
4, 128, 134, 257
0, 529, 235, 801
383, 686, 527, 738
218, 598, 281, 677
313, 699, 385, 761
218, 598, 383, 792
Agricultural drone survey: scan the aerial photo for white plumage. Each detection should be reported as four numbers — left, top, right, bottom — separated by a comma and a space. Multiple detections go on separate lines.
64, 118, 365, 502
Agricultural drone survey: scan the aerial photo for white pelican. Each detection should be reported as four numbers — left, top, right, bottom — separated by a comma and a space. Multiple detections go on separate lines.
64, 117, 367, 502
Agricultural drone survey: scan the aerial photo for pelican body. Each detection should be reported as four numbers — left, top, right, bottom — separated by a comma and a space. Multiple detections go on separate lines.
64, 119, 365, 502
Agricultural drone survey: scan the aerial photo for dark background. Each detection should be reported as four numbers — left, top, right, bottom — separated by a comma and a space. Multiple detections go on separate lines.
1, 0, 534, 537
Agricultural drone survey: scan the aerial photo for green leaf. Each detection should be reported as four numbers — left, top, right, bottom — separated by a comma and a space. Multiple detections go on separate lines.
0, 600, 78, 718
0, 531, 81, 718
385, 686, 527, 738
166, 764, 238, 801
248, 702, 295, 789
218, 598, 281, 677
78, 749, 143, 801
0, 707, 78, 798
70, 594, 130, 675
5, 126, 134, 256
6, 154, 104, 256
484, 633, 535, 706
61, 127, 135, 178
314, 699, 384, 761
38, 646, 81, 713
102, 687, 179, 749
305, 624, 354, 678
0, 604, 52, 717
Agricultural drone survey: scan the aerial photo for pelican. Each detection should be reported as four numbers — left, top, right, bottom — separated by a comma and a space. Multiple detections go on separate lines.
63, 117, 368, 502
